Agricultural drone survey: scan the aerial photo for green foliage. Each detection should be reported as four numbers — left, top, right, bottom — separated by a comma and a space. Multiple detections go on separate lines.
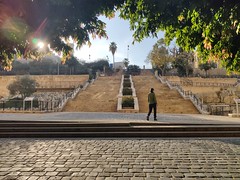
87, 59, 111, 78
122, 88, 132, 96
3, 58, 110, 75
124, 78, 130, 83
7, 75, 38, 98
87, 59, 110, 73
119, 0, 240, 73
127, 65, 141, 75
173, 50, 194, 77
123, 81, 131, 88
199, 61, 217, 77
123, 58, 130, 68
1, 0, 240, 73
0, 0, 122, 69
124, 74, 130, 78
109, 42, 117, 56
122, 96, 134, 108
12, 61, 30, 75
109, 42, 117, 68
147, 38, 174, 75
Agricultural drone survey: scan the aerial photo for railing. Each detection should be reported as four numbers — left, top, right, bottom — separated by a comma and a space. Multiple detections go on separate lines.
155, 72, 209, 114
208, 104, 236, 116
155, 73, 240, 116
187, 81, 235, 87
0, 80, 91, 112
0, 99, 62, 112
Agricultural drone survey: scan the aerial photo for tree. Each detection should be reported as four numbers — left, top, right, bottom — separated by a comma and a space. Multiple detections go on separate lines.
65, 56, 80, 75
87, 59, 110, 77
199, 61, 217, 77
119, 0, 240, 73
0, 0, 120, 70
1, 0, 240, 73
147, 38, 174, 75
123, 58, 130, 69
109, 42, 117, 69
7, 75, 38, 99
174, 50, 194, 77
127, 65, 141, 75
12, 60, 30, 75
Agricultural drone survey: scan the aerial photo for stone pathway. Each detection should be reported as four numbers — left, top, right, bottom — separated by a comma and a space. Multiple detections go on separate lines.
0, 112, 239, 124
0, 113, 240, 179
0, 138, 240, 179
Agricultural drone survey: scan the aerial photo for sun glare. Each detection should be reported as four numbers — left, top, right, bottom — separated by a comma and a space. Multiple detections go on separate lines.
37, 42, 44, 49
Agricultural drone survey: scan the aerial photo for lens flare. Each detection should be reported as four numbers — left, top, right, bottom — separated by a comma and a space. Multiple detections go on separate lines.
1, 17, 29, 43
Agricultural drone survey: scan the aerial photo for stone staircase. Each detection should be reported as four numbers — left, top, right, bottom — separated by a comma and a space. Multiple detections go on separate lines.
63, 72, 200, 114
0, 120, 240, 138
63, 75, 121, 112
132, 74, 199, 114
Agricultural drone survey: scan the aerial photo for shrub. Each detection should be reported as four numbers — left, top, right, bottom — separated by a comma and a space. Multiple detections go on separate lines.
127, 65, 141, 75
123, 81, 131, 87
122, 97, 134, 108
124, 74, 130, 78
124, 78, 130, 83
122, 88, 132, 95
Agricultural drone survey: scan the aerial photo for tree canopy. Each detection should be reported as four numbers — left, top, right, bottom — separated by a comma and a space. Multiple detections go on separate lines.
147, 38, 174, 75
119, 0, 240, 73
0, 0, 239, 73
0, 0, 122, 70
7, 75, 38, 98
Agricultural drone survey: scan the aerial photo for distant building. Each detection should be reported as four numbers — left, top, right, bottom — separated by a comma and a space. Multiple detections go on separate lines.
114, 62, 125, 69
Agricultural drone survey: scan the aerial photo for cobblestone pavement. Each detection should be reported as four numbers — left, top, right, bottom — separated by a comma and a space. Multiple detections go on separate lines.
0, 138, 240, 180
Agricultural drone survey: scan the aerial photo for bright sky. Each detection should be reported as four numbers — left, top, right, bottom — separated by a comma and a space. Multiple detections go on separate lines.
74, 14, 165, 69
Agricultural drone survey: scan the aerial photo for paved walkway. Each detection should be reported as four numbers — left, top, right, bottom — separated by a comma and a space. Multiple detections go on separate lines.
0, 138, 240, 179
0, 112, 239, 124
0, 113, 240, 179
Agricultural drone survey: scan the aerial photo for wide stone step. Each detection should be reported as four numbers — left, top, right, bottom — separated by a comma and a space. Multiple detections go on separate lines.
0, 120, 240, 138
0, 131, 240, 138
1, 126, 240, 132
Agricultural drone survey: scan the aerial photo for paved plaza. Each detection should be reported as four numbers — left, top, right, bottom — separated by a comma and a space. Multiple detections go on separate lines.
0, 113, 240, 179
0, 112, 240, 124
0, 138, 240, 180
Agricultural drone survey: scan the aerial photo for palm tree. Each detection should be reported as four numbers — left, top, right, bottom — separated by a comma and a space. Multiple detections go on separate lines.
123, 58, 130, 69
109, 42, 117, 69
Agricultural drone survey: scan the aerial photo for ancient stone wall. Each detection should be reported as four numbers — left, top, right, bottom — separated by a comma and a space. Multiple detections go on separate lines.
0, 75, 89, 98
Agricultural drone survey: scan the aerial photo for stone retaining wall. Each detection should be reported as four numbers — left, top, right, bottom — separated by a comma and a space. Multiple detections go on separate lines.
0, 75, 89, 97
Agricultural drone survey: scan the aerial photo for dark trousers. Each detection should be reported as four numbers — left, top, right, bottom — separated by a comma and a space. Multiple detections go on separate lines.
147, 103, 157, 118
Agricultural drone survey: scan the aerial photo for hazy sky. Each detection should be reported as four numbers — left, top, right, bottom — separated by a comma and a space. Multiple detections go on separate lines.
74, 14, 164, 69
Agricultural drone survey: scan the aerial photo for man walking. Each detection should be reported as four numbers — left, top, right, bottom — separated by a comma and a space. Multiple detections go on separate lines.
147, 88, 157, 121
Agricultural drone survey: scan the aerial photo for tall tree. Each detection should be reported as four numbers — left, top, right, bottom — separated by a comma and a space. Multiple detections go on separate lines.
109, 42, 117, 69
123, 58, 130, 69
174, 50, 194, 77
147, 38, 174, 75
